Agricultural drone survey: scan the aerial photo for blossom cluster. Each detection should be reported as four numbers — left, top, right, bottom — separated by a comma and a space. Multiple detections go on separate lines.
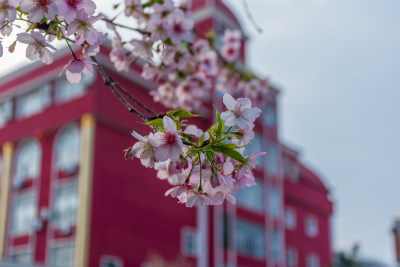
0, 0, 105, 83
107, 0, 270, 111
1, 0, 270, 108
125, 93, 264, 207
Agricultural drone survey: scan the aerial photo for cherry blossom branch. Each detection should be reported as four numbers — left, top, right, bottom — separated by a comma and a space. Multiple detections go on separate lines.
89, 55, 154, 121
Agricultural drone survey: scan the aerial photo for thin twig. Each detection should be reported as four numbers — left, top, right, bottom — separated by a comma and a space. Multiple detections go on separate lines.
112, 82, 157, 116
101, 18, 150, 35
90, 56, 152, 122
241, 0, 263, 33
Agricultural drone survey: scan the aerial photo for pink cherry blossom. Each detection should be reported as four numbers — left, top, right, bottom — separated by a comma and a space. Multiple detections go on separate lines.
67, 10, 102, 45
83, 32, 107, 57
221, 42, 240, 62
63, 57, 96, 84
223, 29, 242, 45
221, 93, 262, 130
125, 0, 141, 18
149, 116, 183, 162
17, 31, 56, 64
165, 184, 189, 198
153, 0, 174, 19
128, 130, 156, 168
166, 10, 193, 44
56, 0, 96, 23
109, 38, 130, 72
0, 41, 3, 57
0, 0, 19, 22
0, 22, 12, 36
20, 0, 57, 22
131, 39, 153, 59
233, 128, 255, 148
147, 16, 169, 42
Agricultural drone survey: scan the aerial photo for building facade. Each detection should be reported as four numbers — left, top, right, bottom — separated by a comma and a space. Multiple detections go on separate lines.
0, 1, 333, 267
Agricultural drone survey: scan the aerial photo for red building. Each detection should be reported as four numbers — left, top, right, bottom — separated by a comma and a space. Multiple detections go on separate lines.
282, 145, 333, 267
0, 1, 333, 267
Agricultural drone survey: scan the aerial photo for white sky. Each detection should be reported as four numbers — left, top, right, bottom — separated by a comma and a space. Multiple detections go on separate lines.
1, 0, 399, 265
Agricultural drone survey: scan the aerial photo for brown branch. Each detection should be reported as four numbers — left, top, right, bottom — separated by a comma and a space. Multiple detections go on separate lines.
90, 56, 154, 122
101, 18, 150, 35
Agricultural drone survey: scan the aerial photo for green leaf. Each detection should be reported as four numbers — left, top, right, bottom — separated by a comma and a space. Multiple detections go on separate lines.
215, 109, 225, 139
167, 109, 200, 118
216, 147, 246, 164
211, 143, 239, 150
198, 134, 205, 147
146, 118, 163, 127
142, 0, 164, 8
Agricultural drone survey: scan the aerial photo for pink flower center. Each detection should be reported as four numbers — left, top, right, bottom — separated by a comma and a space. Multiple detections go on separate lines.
164, 132, 177, 145
35, 0, 48, 6
173, 22, 184, 34
68, 0, 82, 9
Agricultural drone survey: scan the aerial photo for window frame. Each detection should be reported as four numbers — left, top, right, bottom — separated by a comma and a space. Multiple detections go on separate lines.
100, 255, 124, 267
15, 83, 52, 119
55, 73, 94, 104
49, 240, 75, 267
51, 179, 79, 232
54, 124, 81, 175
285, 207, 297, 230
13, 138, 42, 187
236, 218, 265, 259
236, 178, 264, 213
286, 246, 298, 267
306, 252, 320, 267
8, 245, 32, 264
305, 215, 319, 238
181, 226, 198, 257
10, 189, 37, 236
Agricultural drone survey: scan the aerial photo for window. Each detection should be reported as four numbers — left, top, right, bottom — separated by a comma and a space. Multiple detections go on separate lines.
236, 179, 263, 212
12, 192, 36, 235
10, 250, 32, 264
285, 207, 296, 230
283, 158, 300, 181
267, 143, 279, 175
181, 227, 197, 256
0, 98, 12, 127
271, 231, 281, 262
269, 187, 280, 218
262, 103, 276, 126
101, 256, 123, 267
55, 125, 80, 173
237, 219, 265, 258
287, 247, 298, 267
53, 182, 78, 230
16, 84, 51, 118
306, 253, 320, 267
50, 243, 75, 267
305, 216, 318, 237
14, 139, 41, 186
56, 74, 93, 103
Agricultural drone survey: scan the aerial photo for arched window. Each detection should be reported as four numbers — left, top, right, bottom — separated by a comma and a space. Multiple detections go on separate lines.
14, 139, 41, 186
55, 125, 80, 174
